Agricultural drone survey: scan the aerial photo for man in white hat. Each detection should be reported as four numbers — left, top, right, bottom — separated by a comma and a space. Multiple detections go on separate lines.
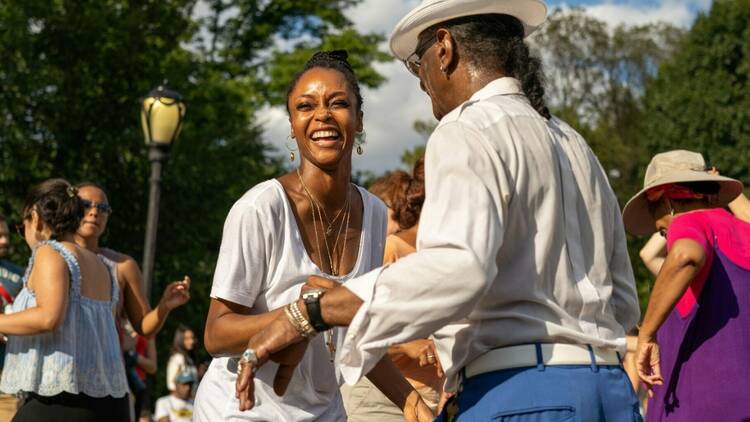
235, 1, 642, 420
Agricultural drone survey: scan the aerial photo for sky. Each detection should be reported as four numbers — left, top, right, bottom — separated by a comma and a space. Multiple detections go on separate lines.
257, 0, 714, 175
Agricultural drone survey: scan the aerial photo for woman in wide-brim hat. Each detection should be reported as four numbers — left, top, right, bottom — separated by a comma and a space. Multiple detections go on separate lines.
624, 149, 750, 421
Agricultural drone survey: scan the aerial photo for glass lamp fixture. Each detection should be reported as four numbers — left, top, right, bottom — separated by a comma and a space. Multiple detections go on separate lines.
140, 84, 186, 146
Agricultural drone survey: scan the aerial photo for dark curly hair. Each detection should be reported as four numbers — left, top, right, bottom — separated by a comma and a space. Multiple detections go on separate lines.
285, 50, 363, 115
422, 14, 551, 119
380, 158, 426, 230
23, 178, 84, 240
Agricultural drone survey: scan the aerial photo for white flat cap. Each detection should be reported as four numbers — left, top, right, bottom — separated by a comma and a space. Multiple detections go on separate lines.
390, 0, 548, 61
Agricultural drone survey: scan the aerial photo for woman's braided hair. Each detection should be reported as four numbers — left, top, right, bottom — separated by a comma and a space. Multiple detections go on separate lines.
423, 14, 551, 119
285, 50, 363, 115
23, 178, 84, 239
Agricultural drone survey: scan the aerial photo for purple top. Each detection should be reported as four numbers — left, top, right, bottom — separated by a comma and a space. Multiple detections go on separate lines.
647, 209, 750, 421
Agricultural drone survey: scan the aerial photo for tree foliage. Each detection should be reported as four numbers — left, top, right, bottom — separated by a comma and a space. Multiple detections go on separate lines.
642, 0, 750, 184
0, 0, 389, 396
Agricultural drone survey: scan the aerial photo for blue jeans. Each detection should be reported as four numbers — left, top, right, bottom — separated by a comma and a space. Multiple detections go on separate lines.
437, 353, 642, 421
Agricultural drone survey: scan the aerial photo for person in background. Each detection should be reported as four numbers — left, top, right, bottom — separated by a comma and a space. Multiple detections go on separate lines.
345, 158, 444, 421
367, 170, 411, 236
73, 183, 191, 341
638, 168, 750, 277
0, 179, 129, 421
166, 325, 198, 392
0, 215, 24, 422
122, 319, 157, 418
154, 371, 195, 422
623, 150, 750, 421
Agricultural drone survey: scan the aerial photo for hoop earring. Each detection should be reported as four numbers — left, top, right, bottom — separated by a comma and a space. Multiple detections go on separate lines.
286, 135, 297, 162
356, 131, 366, 155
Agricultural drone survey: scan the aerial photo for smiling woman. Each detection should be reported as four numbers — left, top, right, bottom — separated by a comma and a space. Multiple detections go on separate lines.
194, 50, 432, 422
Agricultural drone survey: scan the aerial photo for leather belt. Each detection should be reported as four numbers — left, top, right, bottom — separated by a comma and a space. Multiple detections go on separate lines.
465, 343, 621, 379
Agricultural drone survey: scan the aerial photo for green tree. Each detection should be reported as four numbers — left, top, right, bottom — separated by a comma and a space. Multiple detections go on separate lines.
0, 0, 390, 396
642, 0, 750, 185
400, 119, 434, 168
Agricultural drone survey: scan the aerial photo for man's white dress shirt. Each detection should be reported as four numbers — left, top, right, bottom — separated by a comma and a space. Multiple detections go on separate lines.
339, 77, 640, 391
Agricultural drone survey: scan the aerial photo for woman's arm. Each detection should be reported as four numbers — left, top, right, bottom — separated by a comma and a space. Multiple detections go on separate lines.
728, 193, 750, 223
137, 338, 158, 375
0, 246, 69, 335
640, 232, 668, 276
637, 238, 706, 393
366, 356, 434, 421
639, 238, 705, 339
117, 255, 189, 337
204, 297, 285, 357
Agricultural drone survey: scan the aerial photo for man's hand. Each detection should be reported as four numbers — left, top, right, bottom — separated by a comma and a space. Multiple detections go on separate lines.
394, 339, 444, 378
235, 305, 307, 411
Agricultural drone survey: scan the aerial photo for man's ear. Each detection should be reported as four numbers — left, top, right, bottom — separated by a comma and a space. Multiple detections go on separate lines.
436, 28, 457, 74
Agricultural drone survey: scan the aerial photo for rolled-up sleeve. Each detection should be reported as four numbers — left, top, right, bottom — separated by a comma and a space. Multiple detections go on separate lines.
338, 121, 508, 384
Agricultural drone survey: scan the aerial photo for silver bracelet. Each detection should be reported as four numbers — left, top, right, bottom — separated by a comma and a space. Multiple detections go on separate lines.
284, 301, 317, 338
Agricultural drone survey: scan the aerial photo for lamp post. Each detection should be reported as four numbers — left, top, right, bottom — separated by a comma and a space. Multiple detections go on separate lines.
140, 84, 186, 300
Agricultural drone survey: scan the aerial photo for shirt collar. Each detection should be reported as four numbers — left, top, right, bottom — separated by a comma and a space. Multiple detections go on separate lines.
468, 77, 524, 102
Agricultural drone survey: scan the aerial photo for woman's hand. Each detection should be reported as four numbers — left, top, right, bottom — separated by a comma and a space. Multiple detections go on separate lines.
395, 339, 444, 377
300, 275, 337, 296
403, 391, 435, 422
636, 336, 663, 397
160, 276, 191, 311
235, 308, 307, 411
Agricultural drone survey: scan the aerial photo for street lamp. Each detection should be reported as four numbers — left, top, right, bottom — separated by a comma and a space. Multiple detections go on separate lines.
140, 84, 186, 300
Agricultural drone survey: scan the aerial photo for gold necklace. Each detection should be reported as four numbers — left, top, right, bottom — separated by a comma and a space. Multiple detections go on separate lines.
296, 169, 347, 235
296, 169, 352, 276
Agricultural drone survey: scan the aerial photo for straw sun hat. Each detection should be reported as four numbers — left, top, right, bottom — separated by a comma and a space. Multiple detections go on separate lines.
389, 0, 548, 61
622, 150, 744, 236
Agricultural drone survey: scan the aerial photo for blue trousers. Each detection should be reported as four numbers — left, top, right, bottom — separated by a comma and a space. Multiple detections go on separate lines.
436, 362, 642, 421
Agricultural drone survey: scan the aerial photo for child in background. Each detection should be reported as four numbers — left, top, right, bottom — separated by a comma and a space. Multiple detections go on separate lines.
154, 372, 194, 422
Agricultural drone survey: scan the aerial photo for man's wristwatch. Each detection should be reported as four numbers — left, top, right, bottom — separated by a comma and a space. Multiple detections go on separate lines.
302, 288, 331, 332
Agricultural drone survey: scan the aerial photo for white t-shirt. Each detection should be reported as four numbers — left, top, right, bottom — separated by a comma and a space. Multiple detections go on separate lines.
193, 180, 387, 422
155, 395, 194, 422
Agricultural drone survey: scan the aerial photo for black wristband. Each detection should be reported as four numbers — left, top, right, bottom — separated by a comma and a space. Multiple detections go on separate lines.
303, 293, 331, 332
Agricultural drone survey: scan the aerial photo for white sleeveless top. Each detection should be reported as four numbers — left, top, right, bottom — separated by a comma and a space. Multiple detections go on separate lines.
193, 180, 387, 422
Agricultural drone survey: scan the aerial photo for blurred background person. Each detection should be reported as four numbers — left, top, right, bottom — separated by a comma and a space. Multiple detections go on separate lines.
623, 150, 750, 421
122, 319, 157, 419
368, 170, 411, 236
0, 215, 24, 422
74, 182, 191, 340
0, 179, 129, 421
154, 371, 194, 422
345, 158, 443, 421
166, 325, 198, 393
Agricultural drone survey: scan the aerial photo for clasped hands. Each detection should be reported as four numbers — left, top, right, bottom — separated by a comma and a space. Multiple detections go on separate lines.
235, 276, 434, 422
235, 276, 334, 411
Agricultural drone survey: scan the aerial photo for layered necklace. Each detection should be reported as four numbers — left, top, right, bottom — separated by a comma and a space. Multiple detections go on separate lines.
296, 168, 353, 277
296, 168, 354, 361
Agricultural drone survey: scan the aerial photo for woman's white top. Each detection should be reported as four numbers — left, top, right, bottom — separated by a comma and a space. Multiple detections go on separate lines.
193, 180, 386, 422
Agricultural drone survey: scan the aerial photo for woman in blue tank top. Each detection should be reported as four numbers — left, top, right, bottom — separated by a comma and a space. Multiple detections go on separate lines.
0, 179, 129, 422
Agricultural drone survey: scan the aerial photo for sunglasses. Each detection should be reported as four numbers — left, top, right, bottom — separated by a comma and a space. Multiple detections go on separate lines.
404, 35, 437, 77
81, 199, 113, 214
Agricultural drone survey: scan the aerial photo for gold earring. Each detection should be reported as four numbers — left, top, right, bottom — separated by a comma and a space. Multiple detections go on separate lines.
357, 145, 363, 155
286, 135, 297, 162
